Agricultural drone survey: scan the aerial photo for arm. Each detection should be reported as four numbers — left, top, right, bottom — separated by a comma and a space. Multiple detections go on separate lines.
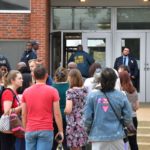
83, 93, 94, 134
64, 100, 72, 114
53, 101, 64, 142
21, 102, 27, 129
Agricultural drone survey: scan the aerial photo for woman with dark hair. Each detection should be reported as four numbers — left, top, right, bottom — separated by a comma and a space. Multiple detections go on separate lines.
64, 69, 88, 150
84, 68, 133, 150
52, 67, 69, 150
84, 62, 101, 93
119, 71, 139, 150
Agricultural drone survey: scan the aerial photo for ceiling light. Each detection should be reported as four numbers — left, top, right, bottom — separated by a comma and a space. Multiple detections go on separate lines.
80, 0, 86, 2
143, 0, 149, 2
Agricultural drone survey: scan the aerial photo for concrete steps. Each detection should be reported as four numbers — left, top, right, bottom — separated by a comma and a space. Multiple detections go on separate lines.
137, 121, 150, 150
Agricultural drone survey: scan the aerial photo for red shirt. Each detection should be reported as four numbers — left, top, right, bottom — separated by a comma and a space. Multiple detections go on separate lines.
1, 89, 18, 112
22, 84, 59, 132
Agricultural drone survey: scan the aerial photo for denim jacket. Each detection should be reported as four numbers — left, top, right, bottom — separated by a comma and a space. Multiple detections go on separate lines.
83, 89, 132, 142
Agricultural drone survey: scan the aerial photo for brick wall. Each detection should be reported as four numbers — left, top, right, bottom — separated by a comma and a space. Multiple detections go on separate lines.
0, 14, 30, 39
0, 0, 50, 69
30, 0, 50, 68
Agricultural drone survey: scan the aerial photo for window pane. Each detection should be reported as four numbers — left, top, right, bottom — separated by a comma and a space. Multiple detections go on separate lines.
52, 8, 111, 30
88, 38, 106, 67
53, 8, 73, 30
0, 0, 30, 10
74, 8, 111, 30
117, 8, 150, 29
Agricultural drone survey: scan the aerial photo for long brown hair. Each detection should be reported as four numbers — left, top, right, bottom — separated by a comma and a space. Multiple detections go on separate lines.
68, 69, 83, 88
119, 71, 135, 93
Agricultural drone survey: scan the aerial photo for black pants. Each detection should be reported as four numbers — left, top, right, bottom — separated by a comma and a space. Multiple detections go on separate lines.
0, 132, 16, 150
128, 117, 139, 150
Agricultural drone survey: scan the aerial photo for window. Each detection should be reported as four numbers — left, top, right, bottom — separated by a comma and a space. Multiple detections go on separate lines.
0, 0, 30, 12
52, 8, 111, 30
117, 8, 150, 30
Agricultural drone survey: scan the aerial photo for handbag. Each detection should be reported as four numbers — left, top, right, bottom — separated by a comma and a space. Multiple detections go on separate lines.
103, 92, 136, 143
10, 113, 25, 138
0, 114, 12, 133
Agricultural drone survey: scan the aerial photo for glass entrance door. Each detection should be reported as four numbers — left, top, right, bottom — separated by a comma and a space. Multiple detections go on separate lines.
82, 33, 112, 68
116, 32, 146, 102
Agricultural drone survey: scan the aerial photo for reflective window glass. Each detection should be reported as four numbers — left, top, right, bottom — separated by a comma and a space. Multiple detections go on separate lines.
74, 8, 111, 30
52, 8, 111, 30
117, 8, 150, 29
53, 8, 73, 30
0, 0, 30, 11
88, 38, 106, 67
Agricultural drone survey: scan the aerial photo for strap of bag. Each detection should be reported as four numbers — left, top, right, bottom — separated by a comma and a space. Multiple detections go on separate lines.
103, 92, 126, 128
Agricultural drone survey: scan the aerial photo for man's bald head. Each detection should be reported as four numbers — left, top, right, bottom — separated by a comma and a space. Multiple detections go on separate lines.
68, 62, 77, 71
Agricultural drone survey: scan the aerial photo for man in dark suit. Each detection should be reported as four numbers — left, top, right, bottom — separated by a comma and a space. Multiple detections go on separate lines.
114, 47, 139, 90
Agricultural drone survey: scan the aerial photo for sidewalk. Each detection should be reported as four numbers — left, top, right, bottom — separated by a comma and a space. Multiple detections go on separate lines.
137, 103, 150, 121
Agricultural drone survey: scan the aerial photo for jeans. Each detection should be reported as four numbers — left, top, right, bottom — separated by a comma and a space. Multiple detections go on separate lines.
25, 130, 53, 150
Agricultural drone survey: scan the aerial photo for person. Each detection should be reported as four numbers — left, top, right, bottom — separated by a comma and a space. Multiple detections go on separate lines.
114, 47, 139, 90
31, 40, 39, 54
0, 70, 23, 150
28, 59, 53, 85
52, 67, 69, 150
64, 69, 88, 150
84, 62, 101, 93
0, 54, 11, 72
118, 64, 130, 74
119, 71, 139, 150
68, 45, 95, 78
21, 65, 64, 150
67, 62, 77, 71
83, 68, 133, 150
16, 62, 32, 150
17, 62, 32, 94
20, 41, 37, 71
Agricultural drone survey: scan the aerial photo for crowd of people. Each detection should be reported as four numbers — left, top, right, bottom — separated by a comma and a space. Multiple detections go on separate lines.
0, 42, 139, 150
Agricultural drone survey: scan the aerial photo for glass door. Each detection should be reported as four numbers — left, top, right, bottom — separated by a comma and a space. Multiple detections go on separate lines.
116, 32, 145, 102
82, 33, 112, 68
146, 33, 150, 102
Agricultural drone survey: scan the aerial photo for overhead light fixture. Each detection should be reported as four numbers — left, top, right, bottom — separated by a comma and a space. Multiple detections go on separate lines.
80, 0, 86, 2
143, 0, 149, 2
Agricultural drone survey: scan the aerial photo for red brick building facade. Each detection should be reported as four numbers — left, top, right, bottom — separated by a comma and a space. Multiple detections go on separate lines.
0, 0, 50, 68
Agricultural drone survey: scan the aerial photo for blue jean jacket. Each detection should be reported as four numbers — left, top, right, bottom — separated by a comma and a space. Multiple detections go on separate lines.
83, 89, 132, 142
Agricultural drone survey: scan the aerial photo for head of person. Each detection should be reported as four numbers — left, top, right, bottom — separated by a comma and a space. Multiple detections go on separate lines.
5, 70, 23, 89
26, 41, 32, 51
119, 71, 135, 93
89, 62, 101, 77
68, 69, 83, 88
28, 59, 38, 72
100, 68, 117, 92
122, 47, 130, 56
54, 67, 68, 82
0, 65, 8, 76
32, 40, 39, 51
33, 65, 48, 81
118, 65, 130, 73
17, 62, 29, 73
77, 45, 83, 51
67, 62, 77, 72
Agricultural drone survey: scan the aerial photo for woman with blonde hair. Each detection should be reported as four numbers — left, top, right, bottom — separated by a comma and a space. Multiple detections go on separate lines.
65, 69, 88, 150
0, 70, 23, 150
